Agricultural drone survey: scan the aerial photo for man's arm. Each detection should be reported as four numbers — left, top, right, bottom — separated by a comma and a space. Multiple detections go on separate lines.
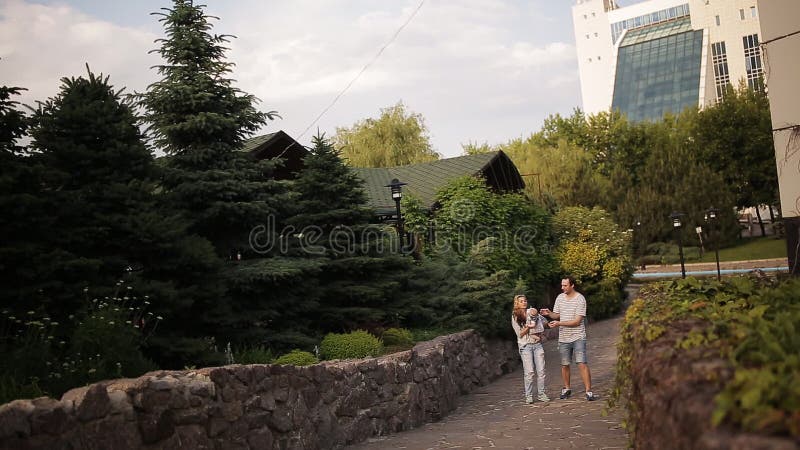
549, 315, 583, 328
540, 307, 560, 320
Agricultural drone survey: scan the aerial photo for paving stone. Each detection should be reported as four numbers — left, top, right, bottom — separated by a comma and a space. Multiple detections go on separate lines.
347, 314, 629, 450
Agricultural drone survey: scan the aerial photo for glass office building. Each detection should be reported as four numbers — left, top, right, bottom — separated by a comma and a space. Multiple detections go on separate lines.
611, 18, 703, 122
573, 0, 763, 120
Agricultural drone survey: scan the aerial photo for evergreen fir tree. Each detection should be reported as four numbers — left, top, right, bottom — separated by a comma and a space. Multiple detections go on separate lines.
137, 0, 307, 355
137, 0, 286, 254
284, 134, 416, 334
24, 69, 222, 367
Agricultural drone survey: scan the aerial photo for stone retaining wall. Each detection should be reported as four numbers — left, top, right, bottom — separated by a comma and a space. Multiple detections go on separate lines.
0, 330, 519, 450
629, 319, 799, 450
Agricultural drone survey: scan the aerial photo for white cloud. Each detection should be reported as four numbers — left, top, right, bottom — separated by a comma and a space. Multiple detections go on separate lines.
1, 0, 582, 157
0, 0, 160, 107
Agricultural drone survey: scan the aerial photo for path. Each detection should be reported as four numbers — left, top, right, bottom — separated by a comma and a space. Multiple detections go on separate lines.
348, 314, 628, 450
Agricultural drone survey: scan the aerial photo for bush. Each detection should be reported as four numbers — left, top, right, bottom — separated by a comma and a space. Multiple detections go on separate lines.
0, 284, 159, 403
381, 328, 414, 347
235, 345, 274, 364
273, 349, 318, 366
612, 276, 800, 440
581, 278, 624, 320
320, 330, 383, 360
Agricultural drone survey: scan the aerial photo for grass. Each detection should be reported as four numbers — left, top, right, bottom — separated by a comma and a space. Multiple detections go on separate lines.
696, 236, 787, 263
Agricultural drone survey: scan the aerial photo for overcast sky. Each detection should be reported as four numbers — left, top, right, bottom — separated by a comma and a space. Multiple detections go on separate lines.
0, 0, 600, 158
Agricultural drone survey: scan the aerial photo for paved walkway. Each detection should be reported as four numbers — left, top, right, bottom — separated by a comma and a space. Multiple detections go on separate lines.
348, 315, 628, 450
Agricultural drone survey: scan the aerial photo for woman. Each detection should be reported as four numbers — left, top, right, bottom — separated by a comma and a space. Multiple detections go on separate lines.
511, 294, 549, 404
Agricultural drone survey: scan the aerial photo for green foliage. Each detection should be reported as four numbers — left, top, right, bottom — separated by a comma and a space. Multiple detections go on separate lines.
0, 284, 158, 403
552, 206, 632, 319
409, 327, 454, 343
691, 84, 777, 208
234, 345, 274, 365
432, 176, 556, 289
319, 330, 383, 360
273, 350, 318, 366
335, 101, 439, 167
381, 328, 414, 347
612, 276, 800, 440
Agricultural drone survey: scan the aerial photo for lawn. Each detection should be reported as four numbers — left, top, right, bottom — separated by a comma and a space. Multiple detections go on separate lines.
697, 236, 787, 263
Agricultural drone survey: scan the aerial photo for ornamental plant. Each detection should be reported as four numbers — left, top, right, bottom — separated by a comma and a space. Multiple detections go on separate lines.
319, 330, 383, 360
552, 206, 633, 319
611, 276, 800, 441
0, 281, 158, 403
273, 350, 318, 366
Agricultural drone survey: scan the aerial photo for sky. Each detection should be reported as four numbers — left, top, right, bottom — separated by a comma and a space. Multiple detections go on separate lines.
0, 0, 602, 158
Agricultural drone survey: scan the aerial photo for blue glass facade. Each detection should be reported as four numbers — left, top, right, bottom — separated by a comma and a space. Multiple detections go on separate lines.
611, 20, 704, 122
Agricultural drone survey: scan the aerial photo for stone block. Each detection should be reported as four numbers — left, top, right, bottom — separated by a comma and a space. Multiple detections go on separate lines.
0, 399, 34, 439
30, 398, 74, 436
137, 409, 175, 444
75, 383, 111, 422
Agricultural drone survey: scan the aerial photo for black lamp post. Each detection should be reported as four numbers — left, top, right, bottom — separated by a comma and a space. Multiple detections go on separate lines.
670, 211, 686, 279
385, 178, 407, 251
705, 207, 721, 281
634, 218, 644, 270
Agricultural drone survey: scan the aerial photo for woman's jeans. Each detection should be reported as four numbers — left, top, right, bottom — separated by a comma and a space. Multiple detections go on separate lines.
519, 342, 545, 398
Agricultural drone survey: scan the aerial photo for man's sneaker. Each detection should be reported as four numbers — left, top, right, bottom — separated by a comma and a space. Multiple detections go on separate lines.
537, 393, 550, 402
525, 396, 534, 404
586, 391, 599, 401
559, 388, 572, 399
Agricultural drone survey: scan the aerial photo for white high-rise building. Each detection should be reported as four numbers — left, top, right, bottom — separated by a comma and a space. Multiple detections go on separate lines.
573, 0, 763, 121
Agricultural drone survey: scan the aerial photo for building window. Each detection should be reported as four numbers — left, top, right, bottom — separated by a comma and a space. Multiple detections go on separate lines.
594, 32, 598, 37
584, 14, 587, 19
610, 3, 691, 43
739, 9, 745, 20
587, 34, 590, 39
711, 41, 730, 100
743, 34, 764, 90
592, 12, 596, 17
715, 15, 720, 26
611, 27, 704, 122
751, 6, 757, 18
598, 55, 602, 60
589, 58, 593, 62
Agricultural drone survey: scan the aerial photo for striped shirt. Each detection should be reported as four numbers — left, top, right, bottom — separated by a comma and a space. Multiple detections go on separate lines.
553, 292, 587, 343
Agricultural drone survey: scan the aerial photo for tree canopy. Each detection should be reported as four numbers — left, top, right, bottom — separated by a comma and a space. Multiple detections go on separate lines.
334, 101, 440, 167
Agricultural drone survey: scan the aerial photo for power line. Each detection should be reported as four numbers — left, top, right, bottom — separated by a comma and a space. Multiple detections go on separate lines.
297, 0, 425, 140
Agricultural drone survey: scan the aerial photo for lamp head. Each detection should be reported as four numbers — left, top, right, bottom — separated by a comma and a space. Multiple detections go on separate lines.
385, 178, 407, 200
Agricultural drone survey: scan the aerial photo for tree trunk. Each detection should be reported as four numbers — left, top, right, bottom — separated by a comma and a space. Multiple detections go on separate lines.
755, 207, 766, 237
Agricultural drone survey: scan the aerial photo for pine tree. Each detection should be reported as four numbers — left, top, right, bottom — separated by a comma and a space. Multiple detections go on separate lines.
137, 0, 285, 253
137, 0, 304, 356
0, 85, 53, 316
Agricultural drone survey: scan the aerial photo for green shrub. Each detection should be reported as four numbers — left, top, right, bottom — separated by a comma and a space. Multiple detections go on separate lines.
0, 284, 159, 403
273, 349, 318, 366
381, 328, 414, 347
235, 345, 274, 364
320, 330, 383, 360
612, 276, 800, 440
581, 278, 624, 320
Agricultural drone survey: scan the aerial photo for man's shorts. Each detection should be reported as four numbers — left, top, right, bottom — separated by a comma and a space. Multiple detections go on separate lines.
559, 339, 588, 365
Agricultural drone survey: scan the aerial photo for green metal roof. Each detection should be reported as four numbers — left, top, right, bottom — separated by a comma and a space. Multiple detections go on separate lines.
620, 17, 693, 47
353, 151, 523, 216
238, 132, 279, 153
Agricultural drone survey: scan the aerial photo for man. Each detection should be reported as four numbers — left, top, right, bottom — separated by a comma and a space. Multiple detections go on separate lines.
540, 277, 597, 401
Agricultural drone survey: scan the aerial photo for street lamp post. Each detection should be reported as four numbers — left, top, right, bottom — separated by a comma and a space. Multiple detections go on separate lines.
705, 207, 721, 281
385, 178, 407, 251
635, 218, 644, 270
670, 211, 686, 279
